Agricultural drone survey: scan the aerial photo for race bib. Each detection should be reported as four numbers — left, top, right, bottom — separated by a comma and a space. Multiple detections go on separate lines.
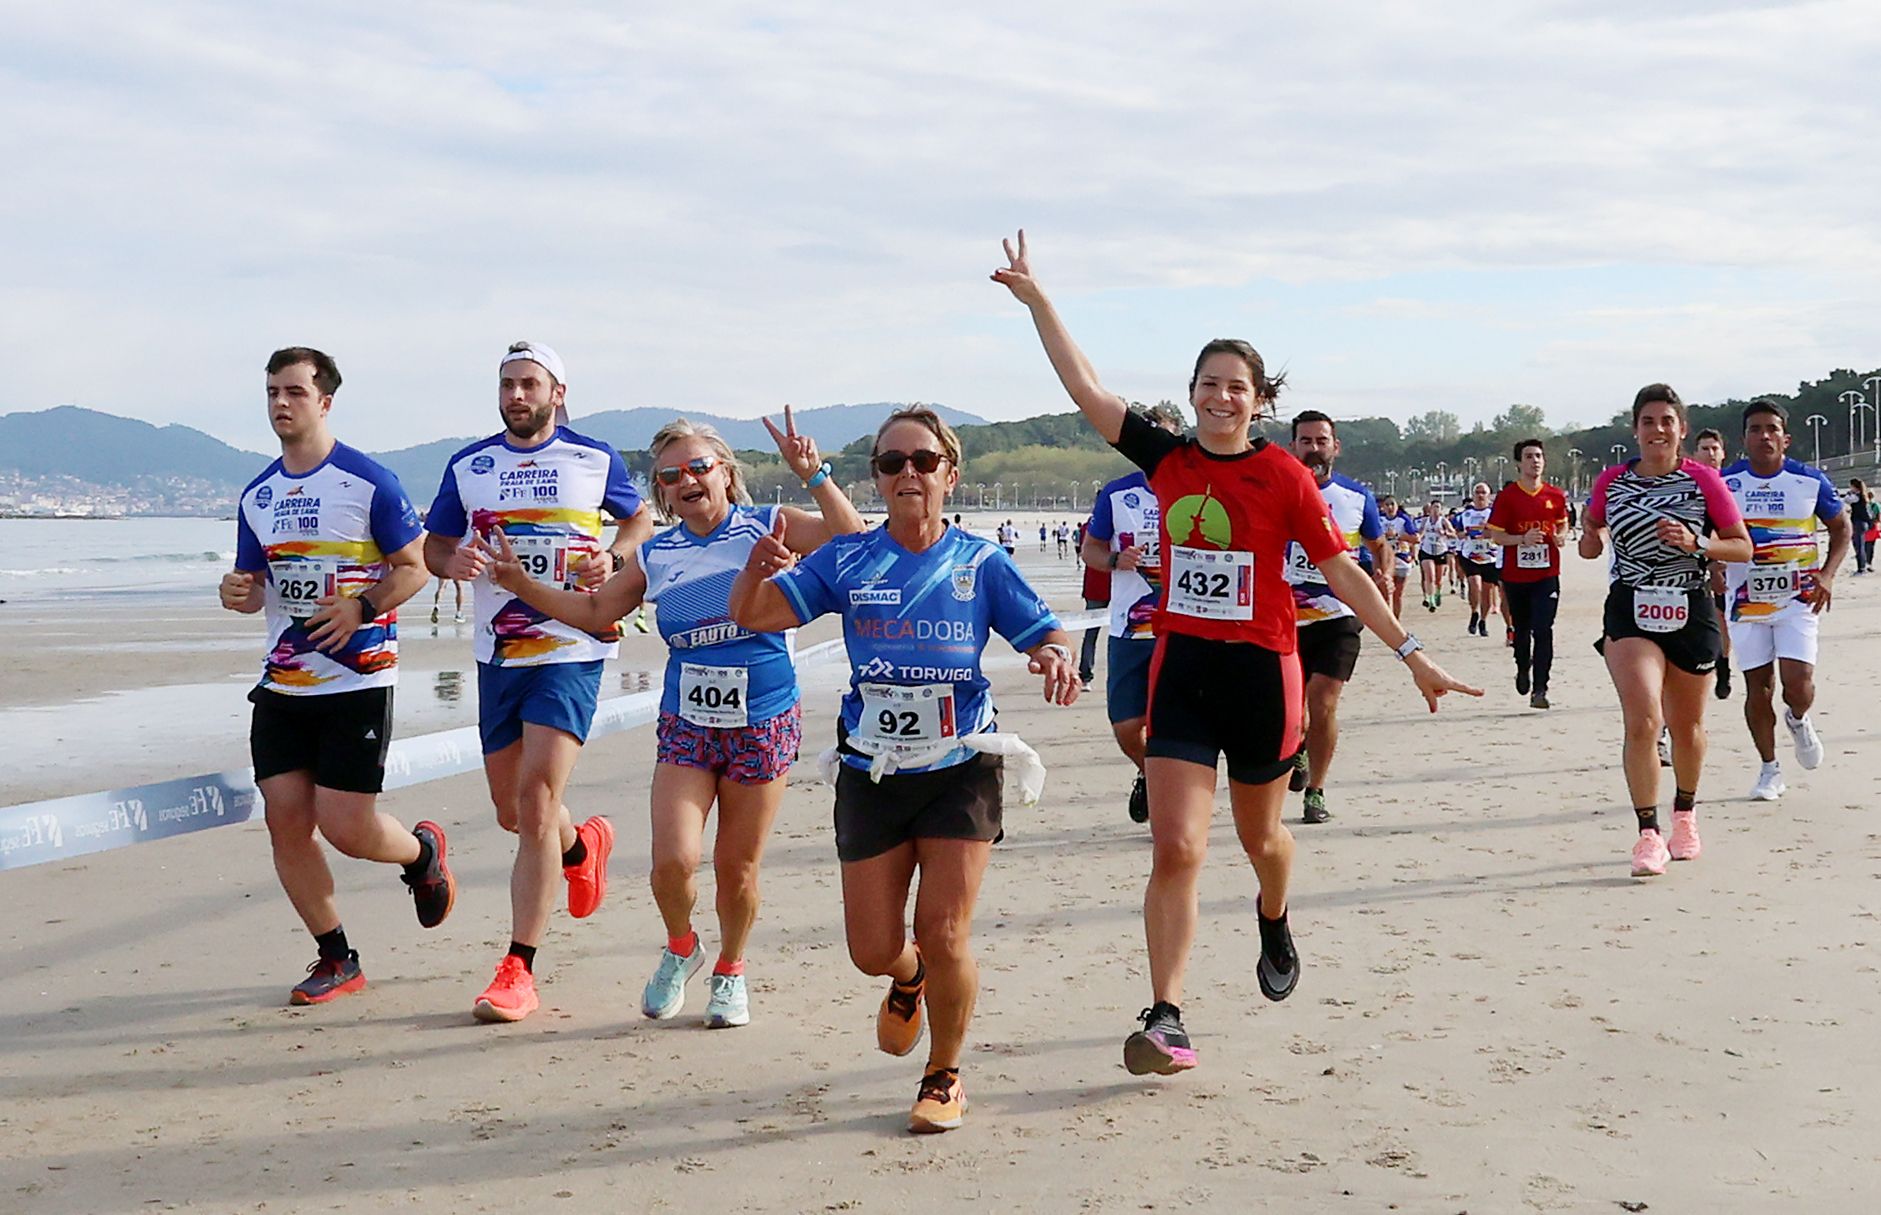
270, 557, 340, 621
856, 683, 957, 756
679, 663, 749, 728
1284, 541, 1323, 585
1633, 585, 1689, 634
1466, 539, 1495, 562
1517, 543, 1552, 570
507, 534, 575, 588
1168, 546, 1254, 620
1746, 562, 1799, 605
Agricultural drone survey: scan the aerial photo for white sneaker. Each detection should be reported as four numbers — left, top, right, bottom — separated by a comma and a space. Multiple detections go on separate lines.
1657, 727, 1672, 767
1750, 761, 1786, 801
703, 972, 750, 1029
1785, 711, 1824, 771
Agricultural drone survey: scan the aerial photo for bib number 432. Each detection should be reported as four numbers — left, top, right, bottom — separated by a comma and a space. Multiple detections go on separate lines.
1168, 547, 1254, 621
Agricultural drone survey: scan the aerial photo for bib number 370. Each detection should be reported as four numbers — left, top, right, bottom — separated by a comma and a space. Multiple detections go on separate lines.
1168, 547, 1254, 621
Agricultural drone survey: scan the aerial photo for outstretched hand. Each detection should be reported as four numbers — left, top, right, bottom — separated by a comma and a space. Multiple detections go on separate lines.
989, 229, 1044, 306
476, 528, 527, 592
1407, 653, 1483, 713
1028, 644, 1081, 706
763, 404, 822, 482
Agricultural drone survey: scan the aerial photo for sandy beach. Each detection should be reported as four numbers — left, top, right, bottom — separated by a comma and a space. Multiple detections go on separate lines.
5, 534, 1881, 1212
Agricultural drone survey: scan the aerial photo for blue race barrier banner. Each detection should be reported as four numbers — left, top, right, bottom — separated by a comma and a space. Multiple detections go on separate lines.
0, 618, 1099, 873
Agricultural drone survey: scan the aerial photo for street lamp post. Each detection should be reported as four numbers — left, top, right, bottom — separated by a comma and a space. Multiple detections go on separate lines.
1496, 455, 1508, 484
1386, 468, 1398, 496
994, 482, 1003, 511
1841, 390, 1867, 454
1435, 461, 1448, 496
1610, 444, 1626, 468
1568, 447, 1583, 496
1806, 415, 1828, 466
1867, 377, 1881, 464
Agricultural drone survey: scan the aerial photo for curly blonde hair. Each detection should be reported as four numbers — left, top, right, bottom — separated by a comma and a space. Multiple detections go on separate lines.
647, 418, 752, 524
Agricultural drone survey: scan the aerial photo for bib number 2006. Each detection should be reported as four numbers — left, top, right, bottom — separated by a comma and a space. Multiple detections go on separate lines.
1168, 547, 1254, 621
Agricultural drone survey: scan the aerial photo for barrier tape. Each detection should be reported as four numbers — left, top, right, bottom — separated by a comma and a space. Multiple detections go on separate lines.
0, 614, 1107, 873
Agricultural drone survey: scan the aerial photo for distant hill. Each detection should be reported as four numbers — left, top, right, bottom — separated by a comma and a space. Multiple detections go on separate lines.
0, 402, 993, 510
0, 406, 264, 484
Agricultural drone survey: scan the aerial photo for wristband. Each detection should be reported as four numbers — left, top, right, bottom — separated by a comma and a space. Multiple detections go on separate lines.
1037, 642, 1072, 664
804, 462, 832, 490
354, 593, 379, 622
1393, 634, 1423, 661
1692, 529, 1709, 556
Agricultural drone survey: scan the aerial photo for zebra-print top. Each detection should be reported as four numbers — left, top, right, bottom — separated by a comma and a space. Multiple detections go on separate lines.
1587, 458, 1742, 590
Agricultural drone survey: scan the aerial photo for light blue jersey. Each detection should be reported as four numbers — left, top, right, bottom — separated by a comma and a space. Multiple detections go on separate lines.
639, 505, 797, 727
772, 526, 1059, 773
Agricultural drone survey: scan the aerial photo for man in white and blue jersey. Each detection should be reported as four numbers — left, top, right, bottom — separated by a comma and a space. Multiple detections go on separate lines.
1720, 400, 1851, 801
1286, 411, 1390, 824
424, 341, 652, 1022
222, 347, 454, 1007
1084, 401, 1184, 824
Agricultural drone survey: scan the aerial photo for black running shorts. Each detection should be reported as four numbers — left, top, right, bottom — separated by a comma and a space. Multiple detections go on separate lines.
1145, 631, 1303, 786
832, 748, 1004, 863
1460, 556, 1501, 585
1600, 584, 1721, 676
1296, 617, 1363, 683
249, 685, 394, 794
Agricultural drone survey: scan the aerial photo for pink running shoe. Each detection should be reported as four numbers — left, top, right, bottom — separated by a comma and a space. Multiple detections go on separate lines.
1668, 810, 1702, 861
1631, 831, 1670, 877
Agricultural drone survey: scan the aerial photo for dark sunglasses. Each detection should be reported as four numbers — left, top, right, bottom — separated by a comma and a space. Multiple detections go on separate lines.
654, 455, 722, 486
872, 449, 948, 476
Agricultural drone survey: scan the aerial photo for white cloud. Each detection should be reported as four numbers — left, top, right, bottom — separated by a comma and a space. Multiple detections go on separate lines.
1, 0, 1877, 452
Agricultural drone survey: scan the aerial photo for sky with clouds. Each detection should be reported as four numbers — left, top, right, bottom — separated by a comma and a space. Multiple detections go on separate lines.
5, 1, 1878, 453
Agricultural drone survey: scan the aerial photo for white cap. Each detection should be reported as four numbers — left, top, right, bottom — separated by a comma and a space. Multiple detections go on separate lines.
501, 341, 569, 426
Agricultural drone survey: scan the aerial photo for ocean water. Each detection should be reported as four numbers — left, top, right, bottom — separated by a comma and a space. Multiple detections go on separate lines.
0, 517, 237, 603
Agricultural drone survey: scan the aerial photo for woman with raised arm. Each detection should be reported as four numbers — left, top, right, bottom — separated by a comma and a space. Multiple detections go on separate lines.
485, 407, 862, 1030
991, 230, 1480, 1077
1579, 385, 1751, 877
729, 405, 1080, 1134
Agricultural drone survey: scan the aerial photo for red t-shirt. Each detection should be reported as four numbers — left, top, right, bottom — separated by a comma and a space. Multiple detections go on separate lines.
1076, 522, 1110, 602
1113, 411, 1346, 652
1487, 481, 1569, 583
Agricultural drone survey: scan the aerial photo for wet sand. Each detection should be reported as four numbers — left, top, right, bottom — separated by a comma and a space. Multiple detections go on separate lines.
5, 539, 1881, 1212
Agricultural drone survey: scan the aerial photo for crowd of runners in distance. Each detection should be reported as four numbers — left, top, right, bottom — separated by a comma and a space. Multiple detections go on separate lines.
215, 229, 1862, 1134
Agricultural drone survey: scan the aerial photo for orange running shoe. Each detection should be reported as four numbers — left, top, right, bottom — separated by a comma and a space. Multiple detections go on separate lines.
908, 1068, 966, 1134
473, 955, 539, 1023
877, 963, 926, 1057
565, 815, 614, 919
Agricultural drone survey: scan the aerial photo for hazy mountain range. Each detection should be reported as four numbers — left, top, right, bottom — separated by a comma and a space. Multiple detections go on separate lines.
0, 403, 991, 501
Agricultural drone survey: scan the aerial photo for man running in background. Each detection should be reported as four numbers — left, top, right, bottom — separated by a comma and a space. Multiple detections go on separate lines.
1694, 428, 1735, 699
1457, 482, 1504, 638
224, 347, 454, 1006
1720, 401, 1850, 801
1285, 411, 1390, 824
425, 341, 653, 1022
1075, 519, 1108, 688
1488, 439, 1569, 709
1378, 494, 1414, 618
1084, 402, 1183, 824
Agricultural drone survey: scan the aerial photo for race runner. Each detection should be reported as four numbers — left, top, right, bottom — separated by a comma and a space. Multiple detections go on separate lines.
1284, 410, 1392, 824
992, 229, 1478, 1076
730, 405, 1080, 1133
1694, 427, 1735, 700
1580, 384, 1751, 877
1487, 439, 1569, 709
424, 341, 653, 1021
1457, 482, 1503, 638
1084, 402, 1185, 824
1411, 499, 1455, 611
224, 346, 454, 1006
1378, 494, 1415, 619
484, 409, 862, 1026
1718, 401, 1849, 801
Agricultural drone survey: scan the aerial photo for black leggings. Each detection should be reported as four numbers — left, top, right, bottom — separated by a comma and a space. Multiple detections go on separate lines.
1503, 577, 1560, 691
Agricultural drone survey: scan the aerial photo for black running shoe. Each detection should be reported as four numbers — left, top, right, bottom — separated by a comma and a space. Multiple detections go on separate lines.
1127, 773, 1149, 824
1287, 749, 1308, 793
1301, 788, 1330, 824
402, 821, 457, 929
1123, 1002, 1196, 1075
1530, 690, 1551, 710
1515, 668, 1531, 696
1257, 913, 1300, 1002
